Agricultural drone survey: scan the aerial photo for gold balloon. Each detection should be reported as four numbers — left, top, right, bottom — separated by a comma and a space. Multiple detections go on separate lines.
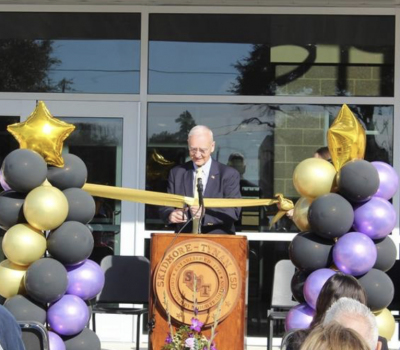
2, 224, 46, 266
293, 158, 337, 198
375, 308, 395, 340
292, 197, 313, 231
327, 104, 366, 171
24, 186, 69, 231
7, 101, 75, 167
0, 259, 27, 298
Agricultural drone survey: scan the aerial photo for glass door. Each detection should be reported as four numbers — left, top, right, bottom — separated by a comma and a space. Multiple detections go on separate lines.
42, 100, 140, 255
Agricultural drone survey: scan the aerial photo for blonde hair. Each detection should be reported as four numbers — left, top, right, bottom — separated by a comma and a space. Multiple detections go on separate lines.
300, 322, 370, 350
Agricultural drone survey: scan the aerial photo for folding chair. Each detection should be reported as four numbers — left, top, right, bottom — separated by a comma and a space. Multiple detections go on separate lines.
19, 321, 49, 350
267, 259, 298, 350
91, 255, 150, 350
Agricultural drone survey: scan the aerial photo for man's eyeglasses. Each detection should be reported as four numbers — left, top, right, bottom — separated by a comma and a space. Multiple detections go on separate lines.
189, 147, 209, 155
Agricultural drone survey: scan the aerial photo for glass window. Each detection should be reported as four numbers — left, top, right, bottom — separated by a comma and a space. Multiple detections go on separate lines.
62, 117, 123, 260
0, 116, 20, 262
0, 13, 140, 94
149, 14, 394, 96
0, 116, 20, 167
145, 103, 393, 232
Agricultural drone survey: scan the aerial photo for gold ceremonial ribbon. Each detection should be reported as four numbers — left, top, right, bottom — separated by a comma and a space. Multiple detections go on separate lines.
82, 183, 294, 228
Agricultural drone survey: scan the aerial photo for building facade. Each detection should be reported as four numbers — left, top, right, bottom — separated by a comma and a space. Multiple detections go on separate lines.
0, 2, 399, 348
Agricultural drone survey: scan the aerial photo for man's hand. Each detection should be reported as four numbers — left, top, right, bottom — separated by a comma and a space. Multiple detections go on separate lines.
169, 208, 188, 223
189, 205, 203, 219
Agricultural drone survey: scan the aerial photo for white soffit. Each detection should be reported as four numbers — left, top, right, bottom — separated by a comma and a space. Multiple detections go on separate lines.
0, 0, 398, 7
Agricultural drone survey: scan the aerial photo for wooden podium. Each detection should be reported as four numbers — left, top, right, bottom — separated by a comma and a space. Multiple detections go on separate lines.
149, 233, 248, 350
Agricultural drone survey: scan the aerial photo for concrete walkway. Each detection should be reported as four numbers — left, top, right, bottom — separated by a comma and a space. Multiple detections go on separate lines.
101, 343, 277, 350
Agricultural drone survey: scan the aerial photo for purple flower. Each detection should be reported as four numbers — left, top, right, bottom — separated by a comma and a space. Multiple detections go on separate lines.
190, 317, 204, 332
165, 333, 172, 344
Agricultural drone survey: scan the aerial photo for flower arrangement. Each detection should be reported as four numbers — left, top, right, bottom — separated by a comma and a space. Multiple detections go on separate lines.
161, 275, 223, 350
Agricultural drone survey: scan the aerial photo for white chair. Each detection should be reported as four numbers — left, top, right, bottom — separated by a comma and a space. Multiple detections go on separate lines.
266, 259, 298, 350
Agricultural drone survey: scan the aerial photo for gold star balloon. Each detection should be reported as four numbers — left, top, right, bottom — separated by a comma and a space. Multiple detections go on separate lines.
327, 104, 366, 171
7, 101, 75, 167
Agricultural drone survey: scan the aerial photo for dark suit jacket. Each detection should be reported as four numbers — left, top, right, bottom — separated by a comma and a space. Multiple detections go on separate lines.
159, 160, 241, 234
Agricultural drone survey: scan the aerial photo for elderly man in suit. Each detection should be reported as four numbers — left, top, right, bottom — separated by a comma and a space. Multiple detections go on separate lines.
159, 125, 241, 234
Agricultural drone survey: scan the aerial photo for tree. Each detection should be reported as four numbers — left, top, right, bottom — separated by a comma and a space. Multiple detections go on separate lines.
0, 39, 72, 92
149, 110, 196, 143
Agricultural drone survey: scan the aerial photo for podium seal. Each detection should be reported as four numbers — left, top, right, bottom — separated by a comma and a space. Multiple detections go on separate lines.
154, 238, 241, 326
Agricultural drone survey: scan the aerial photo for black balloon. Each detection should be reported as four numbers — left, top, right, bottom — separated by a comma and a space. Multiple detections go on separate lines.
4, 295, 46, 324
291, 269, 310, 303
338, 159, 380, 203
0, 191, 26, 230
47, 154, 88, 190
63, 188, 95, 224
373, 237, 397, 272
308, 193, 354, 239
289, 232, 334, 271
25, 258, 68, 304
2, 149, 47, 193
47, 221, 94, 265
64, 328, 101, 350
357, 268, 394, 312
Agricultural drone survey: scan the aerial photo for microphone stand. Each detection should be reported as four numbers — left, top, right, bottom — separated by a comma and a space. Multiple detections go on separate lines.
197, 178, 204, 234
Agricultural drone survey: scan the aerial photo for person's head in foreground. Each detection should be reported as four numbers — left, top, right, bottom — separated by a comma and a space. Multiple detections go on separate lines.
323, 297, 381, 350
310, 272, 367, 328
300, 322, 370, 350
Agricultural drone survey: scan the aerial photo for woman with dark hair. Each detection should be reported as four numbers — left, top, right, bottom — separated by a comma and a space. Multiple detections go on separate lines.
282, 272, 388, 350
308, 272, 366, 328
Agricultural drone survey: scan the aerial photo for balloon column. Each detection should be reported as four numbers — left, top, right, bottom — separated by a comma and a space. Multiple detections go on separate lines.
0, 102, 104, 350
286, 104, 397, 340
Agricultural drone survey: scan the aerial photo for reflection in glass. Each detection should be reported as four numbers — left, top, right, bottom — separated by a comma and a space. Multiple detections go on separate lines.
47, 40, 139, 94
0, 117, 20, 167
0, 13, 140, 94
62, 117, 123, 260
149, 14, 394, 96
145, 103, 393, 232
0, 116, 21, 260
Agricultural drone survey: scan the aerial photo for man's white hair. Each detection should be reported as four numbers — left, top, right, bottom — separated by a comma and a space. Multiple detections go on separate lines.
188, 125, 213, 141
323, 297, 378, 350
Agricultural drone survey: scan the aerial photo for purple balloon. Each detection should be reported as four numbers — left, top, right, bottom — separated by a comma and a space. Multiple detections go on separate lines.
303, 268, 336, 309
0, 170, 11, 191
47, 295, 89, 336
372, 161, 399, 200
333, 232, 377, 276
285, 303, 315, 331
49, 331, 66, 350
353, 197, 397, 239
66, 259, 105, 300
